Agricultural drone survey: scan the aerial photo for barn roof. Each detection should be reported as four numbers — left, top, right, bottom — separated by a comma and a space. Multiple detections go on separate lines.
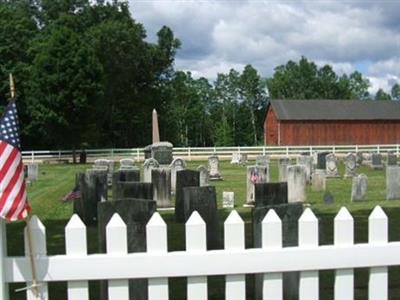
270, 99, 400, 120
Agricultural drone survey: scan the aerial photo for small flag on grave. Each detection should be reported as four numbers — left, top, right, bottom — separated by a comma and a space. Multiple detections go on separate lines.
62, 184, 81, 202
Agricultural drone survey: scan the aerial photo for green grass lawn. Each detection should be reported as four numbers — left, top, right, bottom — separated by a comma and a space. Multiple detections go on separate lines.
5, 160, 400, 299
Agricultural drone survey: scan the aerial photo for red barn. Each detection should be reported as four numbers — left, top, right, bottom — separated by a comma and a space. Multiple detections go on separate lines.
264, 99, 400, 145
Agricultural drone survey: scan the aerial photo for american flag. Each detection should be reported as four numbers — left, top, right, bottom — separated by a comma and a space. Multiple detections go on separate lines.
62, 184, 81, 202
250, 169, 259, 184
0, 100, 30, 221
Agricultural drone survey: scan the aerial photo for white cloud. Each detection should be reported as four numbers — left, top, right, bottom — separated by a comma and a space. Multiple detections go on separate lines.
129, 0, 400, 92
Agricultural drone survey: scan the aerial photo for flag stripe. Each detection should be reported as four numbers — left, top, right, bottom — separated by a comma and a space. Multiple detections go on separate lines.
0, 159, 24, 218
0, 143, 16, 177
0, 141, 8, 157
0, 148, 20, 193
6, 180, 26, 221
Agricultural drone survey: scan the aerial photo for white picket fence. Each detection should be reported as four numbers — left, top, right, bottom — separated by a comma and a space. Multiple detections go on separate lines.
21, 144, 400, 162
0, 206, 399, 300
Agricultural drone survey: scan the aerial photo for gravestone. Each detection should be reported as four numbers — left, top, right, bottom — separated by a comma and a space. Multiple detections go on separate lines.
119, 158, 136, 170
175, 170, 200, 222
170, 158, 186, 193
111, 169, 140, 199
143, 158, 159, 183
73, 170, 108, 225
386, 166, 400, 200
253, 203, 303, 300
362, 152, 372, 166
323, 191, 334, 204
152, 109, 160, 144
222, 191, 235, 208
93, 159, 114, 185
144, 145, 152, 160
246, 166, 269, 205
256, 155, 269, 167
344, 153, 357, 178
356, 152, 363, 167
151, 142, 173, 165
371, 153, 383, 170
230, 152, 240, 164
278, 158, 290, 182
287, 165, 306, 203
240, 154, 248, 164
197, 165, 209, 186
387, 152, 397, 166
312, 152, 318, 167
208, 155, 223, 180
254, 182, 288, 207
317, 152, 329, 169
297, 155, 312, 183
98, 198, 156, 300
113, 182, 153, 201
351, 174, 368, 202
311, 169, 326, 192
152, 168, 171, 208
325, 153, 340, 177
183, 186, 221, 249
26, 163, 39, 182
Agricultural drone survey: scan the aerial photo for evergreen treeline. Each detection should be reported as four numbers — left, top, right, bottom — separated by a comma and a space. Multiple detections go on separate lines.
1, 0, 398, 149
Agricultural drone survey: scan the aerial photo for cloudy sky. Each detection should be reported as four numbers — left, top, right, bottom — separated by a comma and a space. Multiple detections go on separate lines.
129, 0, 400, 94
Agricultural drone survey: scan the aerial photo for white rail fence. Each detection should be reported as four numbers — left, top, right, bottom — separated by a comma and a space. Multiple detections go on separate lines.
1, 206, 398, 299
22, 144, 400, 162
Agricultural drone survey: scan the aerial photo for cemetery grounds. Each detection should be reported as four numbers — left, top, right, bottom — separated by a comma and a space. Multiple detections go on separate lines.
5, 160, 400, 299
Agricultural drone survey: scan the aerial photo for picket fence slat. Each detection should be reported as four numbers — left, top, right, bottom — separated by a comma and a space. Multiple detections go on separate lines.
65, 215, 89, 300
224, 211, 245, 300
368, 206, 388, 300
186, 212, 207, 300
299, 209, 319, 300
334, 208, 354, 300
106, 214, 129, 300
262, 209, 283, 300
25, 216, 48, 300
147, 213, 169, 300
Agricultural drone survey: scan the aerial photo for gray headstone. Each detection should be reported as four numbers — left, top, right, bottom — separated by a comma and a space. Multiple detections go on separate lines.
246, 166, 269, 204
351, 174, 368, 202
387, 152, 397, 166
297, 155, 312, 183
73, 170, 108, 225
98, 199, 156, 300
311, 169, 326, 192
256, 155, 269, 167
386, 166, 400, 200
143, 158, 159, 183
253, 203, 303, 300
93, 159, 114, 185
317, 152, 329, 169
287, 165, 306, 203
222, 191, 235, 208
230, 152, 241, 164
144, 145, 152, 159
325, 153, 340, 177
197, 165, 209, 187
175, 170, 200, 222
362, 152, 372, 166
119, 158, 136, 170
151, 142, 173, 165
323, 191, 334, 204
208, 155, 223, 180
151, 168, 171, 208
254, 182, 288, 207
183, 186, 221, 249
111, 170, 140, 200
170, 158, 186, 193
278, 158, 290, 182
371, 153, 383, 170
26, 163, 39, 182
113, 182, 153, 201
344, 153, 357, 178
356, 152, 363, 167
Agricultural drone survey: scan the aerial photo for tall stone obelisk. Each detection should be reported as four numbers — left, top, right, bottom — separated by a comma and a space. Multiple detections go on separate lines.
152, 109, 160, 144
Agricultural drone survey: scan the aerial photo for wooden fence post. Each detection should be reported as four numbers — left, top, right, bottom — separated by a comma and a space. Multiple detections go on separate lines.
65, 215, 89, 299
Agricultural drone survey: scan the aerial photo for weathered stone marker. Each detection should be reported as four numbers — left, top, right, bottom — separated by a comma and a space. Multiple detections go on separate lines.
183, 186, 221, 249
26, 163, 39, 182
222, 191, 235, 208
208, 154, 223, 180
317, 152, 329, 169
246, 166, 269, 205
119, 158, 136, 170
356, 152, 363, 167
143, 158, 159, 183
73, 170, 108, 225
170, 158, 186, 193
152, 168, 171, 208
387, 152, 397, 166
278, 158, 290, 182
287, 165, 306, 203
325, 153, 340, 177
297, 155, 312, 183
371, 153, 383, 170
386, 166, 400, 200
113, 182, 153, 201
311, 169, 326, 192
151, 142, 173, 165
351, 174, 368, 202
111, 169, 140, 200
254, 182, 288, 207
344, 153, 357, 178
256, 155, 269, 167
98, 198, 156, 300
175, 170, 200, 222
152, 109, 160, 144
197, 165, 209, 186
